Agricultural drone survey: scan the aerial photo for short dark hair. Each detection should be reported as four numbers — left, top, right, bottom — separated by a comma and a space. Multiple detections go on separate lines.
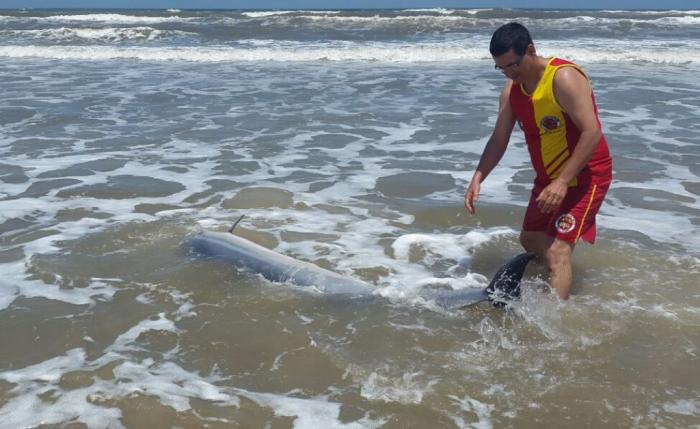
489, 22, 533, 57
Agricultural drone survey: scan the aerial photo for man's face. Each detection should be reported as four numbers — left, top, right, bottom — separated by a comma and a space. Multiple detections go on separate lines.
493, 49, 526, 82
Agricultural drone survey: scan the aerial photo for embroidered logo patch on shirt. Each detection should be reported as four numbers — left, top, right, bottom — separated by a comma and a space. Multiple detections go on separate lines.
540, 115, 562, 132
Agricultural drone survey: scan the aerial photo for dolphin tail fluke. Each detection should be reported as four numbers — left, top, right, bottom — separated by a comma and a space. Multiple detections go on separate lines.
485, 252, 536, 307
432, 252, 536, 311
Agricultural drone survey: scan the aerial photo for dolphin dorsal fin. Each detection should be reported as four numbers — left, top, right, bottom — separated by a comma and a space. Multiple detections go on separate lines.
229, 215, 246, 234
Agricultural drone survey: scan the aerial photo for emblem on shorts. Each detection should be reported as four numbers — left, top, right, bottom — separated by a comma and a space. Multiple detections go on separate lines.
540, 115, 561, 132
555, 213, 576, 234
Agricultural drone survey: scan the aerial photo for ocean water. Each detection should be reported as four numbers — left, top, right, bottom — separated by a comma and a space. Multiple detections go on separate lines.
0, 8, 698, 428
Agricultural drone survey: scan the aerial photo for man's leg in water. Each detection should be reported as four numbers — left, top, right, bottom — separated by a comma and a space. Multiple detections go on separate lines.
520, 230, 575, 299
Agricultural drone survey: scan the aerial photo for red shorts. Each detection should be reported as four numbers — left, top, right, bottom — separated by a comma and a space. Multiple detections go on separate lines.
523, 182, 610, 244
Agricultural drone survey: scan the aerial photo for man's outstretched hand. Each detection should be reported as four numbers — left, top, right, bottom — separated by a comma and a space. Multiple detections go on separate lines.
464, 181, 480, 215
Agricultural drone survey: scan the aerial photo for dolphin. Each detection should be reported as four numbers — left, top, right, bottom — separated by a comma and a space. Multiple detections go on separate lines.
186, 223, 535, 309
187, 229, 373, 295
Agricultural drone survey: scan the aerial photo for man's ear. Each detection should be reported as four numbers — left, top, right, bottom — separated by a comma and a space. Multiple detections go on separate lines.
526, 43, 536, 56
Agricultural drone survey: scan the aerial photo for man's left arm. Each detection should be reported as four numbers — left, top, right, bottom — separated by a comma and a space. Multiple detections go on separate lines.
536, 67, 603, 213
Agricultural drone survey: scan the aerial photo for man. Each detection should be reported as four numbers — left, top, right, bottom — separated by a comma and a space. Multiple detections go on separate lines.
464, 22, 612, 300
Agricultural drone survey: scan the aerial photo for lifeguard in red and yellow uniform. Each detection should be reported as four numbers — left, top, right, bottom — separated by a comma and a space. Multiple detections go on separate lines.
464, 22, 613, 300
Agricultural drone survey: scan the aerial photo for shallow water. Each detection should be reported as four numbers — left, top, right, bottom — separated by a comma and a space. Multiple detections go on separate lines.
1, 8, 699, 429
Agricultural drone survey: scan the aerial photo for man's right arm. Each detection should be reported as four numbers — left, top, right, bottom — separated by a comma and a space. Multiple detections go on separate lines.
464, 82, 517, 214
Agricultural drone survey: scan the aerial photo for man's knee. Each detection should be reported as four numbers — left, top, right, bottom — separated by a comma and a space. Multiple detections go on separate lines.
520, 231, 551, 257
545, 239, 573, 268
519, 231, 538, 252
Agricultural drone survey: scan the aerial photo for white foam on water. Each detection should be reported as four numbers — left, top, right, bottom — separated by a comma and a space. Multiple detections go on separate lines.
392, 229, 512, 264
246, 12, 700, 30
242, 10, 342, 18
0, 43, 485, 63
413, 272, 488, 292
623, 9, 700, 15
110, 312, 178, 348
1, 347, 87, 384
41, 13, 191, 24
0, 138, 221, 309
0, 281, 19, 310
657, 15, 700, 25
650, 304, 680, 321
536, 43, 698, 66
3, 27, 196, 43
598, 203, 699, 253
7, 312, 387, 429
0, 348, 126, 428
343, 225, 513, 304
0, 382, 126, 429
359, 370, 434, 404
3, 9, 700, 35
448, 394, 495, 429
387, 321, 435, 333
0, 314, 249, 428
662, 398, 700, 416
114, 360, 233, 411
238, 390, 385, 428
508, 286, 575, 343
537, 15, 700, 26
279, 13, 472, 24
404, 8, 457, 14
0, 260, 117, 311
346, 365, 437, 405
241, 10, 297, 18
1, 42, 697, 64
476, 316, 518, 351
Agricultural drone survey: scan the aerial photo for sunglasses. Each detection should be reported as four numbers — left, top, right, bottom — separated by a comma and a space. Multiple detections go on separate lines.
494, 55, 524, 72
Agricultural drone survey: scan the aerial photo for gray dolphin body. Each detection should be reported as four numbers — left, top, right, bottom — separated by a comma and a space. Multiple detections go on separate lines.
187, 230, 373, 295
186, 230, 535, 308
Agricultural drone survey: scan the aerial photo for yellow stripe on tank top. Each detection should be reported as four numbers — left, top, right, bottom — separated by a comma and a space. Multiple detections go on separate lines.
531, 60, 571, 181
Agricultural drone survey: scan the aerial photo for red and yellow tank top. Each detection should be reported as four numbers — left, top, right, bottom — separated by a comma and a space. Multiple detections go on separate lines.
509, 57, 612, 188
